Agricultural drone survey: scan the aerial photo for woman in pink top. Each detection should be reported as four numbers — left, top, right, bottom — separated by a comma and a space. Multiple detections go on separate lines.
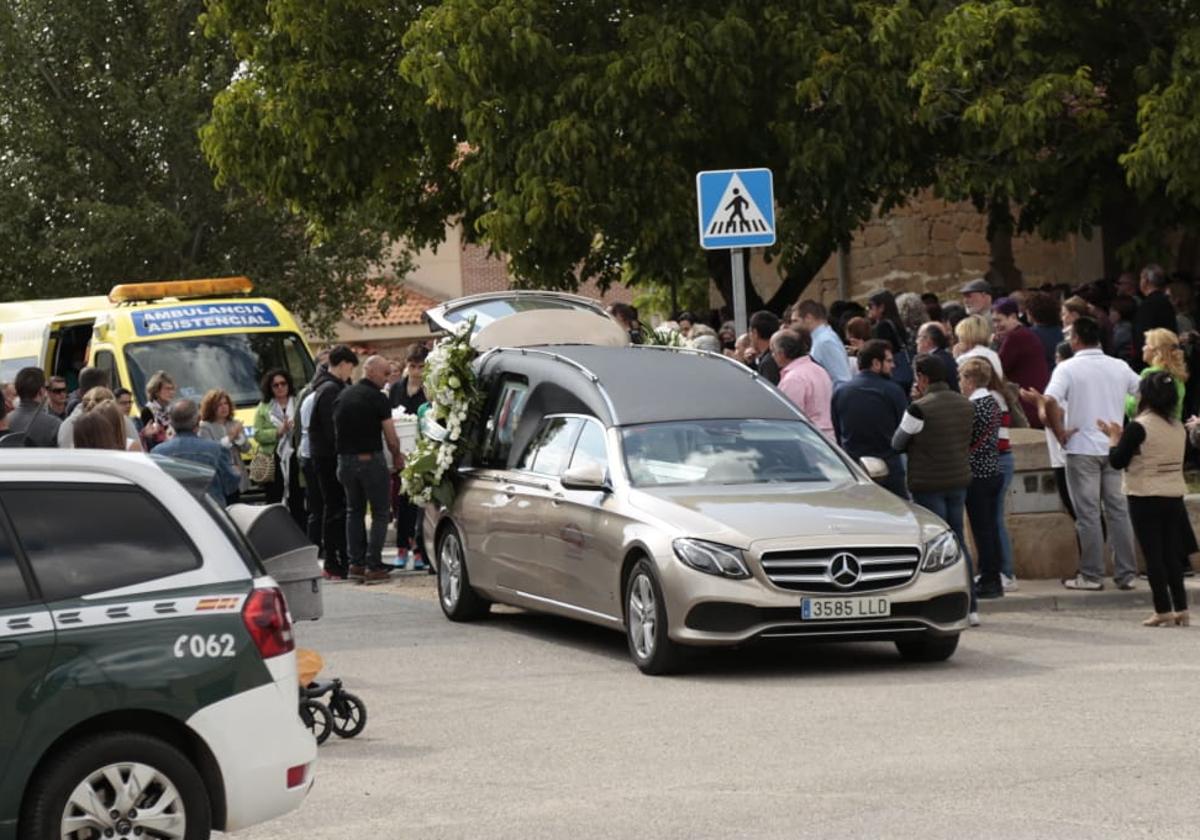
770, 328, 835, 438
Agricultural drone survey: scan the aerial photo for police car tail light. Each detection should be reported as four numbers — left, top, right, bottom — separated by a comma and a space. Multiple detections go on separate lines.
242, 587, 295, 659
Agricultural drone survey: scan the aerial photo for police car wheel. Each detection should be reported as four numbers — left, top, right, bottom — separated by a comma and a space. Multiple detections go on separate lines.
22, 730, 211, 840
300, 699, 333, 745
329, 690, 368, 739
437, 526, 490, 621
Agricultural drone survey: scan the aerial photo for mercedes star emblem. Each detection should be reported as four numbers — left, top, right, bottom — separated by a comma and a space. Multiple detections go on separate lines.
828, 552, 862, 589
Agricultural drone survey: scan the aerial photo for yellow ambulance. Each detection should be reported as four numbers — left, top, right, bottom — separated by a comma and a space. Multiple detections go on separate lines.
0, 277, 315, 426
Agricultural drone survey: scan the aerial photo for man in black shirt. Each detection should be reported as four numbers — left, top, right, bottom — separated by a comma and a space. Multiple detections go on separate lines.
748, 310, 781, 385
1132, 264, 1177, 371
309, 345, 358, 579
335, 354, 404, 584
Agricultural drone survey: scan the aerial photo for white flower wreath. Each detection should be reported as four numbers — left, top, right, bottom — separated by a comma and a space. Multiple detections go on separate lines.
400, 320, 482, 506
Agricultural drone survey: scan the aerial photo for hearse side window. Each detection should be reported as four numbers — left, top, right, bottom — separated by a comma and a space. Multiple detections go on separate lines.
481, 378, 529, 468
519, 417, 583, 476
0, 517, 30, 609
568, 420, 608, 475
1, 486, 201, 601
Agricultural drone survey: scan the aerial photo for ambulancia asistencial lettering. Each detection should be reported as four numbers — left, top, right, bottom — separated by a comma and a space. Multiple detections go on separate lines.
132, 302, 280, 336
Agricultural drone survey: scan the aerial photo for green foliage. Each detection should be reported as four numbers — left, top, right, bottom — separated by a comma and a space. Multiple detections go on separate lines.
0, 0, 395, 336
883, 0, 1195, 265
202, 0, 937, 308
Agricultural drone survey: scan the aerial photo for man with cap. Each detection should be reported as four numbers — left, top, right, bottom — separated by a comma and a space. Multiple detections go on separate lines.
992, 297, 1049, 428
960, 278, 994, 317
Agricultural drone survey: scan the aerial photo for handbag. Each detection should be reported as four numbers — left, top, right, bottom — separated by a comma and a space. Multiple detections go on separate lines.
249, 450, 276, 485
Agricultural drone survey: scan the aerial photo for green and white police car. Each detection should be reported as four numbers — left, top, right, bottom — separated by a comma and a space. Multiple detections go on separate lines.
0, 450, 316, 840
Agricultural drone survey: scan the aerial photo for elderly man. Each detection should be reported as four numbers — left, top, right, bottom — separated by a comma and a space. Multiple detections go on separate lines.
1132, 264, 1177, 371
960, 278, 994, 317
334, 354, 404, 585
154, 399, 241, 504
771, 328, 834, 438
915, 322, 960, 393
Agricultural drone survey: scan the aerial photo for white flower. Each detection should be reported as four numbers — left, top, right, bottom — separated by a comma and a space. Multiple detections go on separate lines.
448, 375, 461, 390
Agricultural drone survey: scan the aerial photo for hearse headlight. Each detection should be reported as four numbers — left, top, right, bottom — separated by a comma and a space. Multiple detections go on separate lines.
920, 530, 962, 572
672, 539, 750, 579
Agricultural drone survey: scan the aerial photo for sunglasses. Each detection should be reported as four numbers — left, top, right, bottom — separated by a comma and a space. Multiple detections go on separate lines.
272, 380, 289, 388
48, 387, 67, 394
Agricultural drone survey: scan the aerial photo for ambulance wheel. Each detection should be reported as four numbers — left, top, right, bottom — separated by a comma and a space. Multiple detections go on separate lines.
300, 698, 333, 744
22, 730, 211, 840
329, 691, 368, 739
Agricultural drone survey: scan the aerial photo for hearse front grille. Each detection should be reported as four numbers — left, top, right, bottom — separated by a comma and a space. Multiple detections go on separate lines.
758, 546, 921, 594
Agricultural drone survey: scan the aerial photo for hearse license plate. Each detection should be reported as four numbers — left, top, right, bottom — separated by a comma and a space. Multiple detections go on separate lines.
801, 597, 890, 621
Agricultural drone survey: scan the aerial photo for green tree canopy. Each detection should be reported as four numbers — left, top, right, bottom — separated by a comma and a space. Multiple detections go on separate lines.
880, 0, 1200, 272
202, 0, 939, 312
0, 0, 396, 336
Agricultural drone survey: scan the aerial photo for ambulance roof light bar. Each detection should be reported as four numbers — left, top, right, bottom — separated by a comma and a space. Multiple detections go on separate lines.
108, 276, 254, 303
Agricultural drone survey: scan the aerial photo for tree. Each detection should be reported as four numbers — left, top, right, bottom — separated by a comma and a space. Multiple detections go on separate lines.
0, 0, 396, 337
201, 0, 940, 313
878, 0, 1200, 278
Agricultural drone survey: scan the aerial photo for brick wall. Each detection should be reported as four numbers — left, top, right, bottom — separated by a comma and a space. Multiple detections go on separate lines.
460, 243, 635, 306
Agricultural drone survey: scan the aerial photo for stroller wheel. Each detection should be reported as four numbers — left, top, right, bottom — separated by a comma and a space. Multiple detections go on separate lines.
329, 690, 368, 739
300, 698, 333, 745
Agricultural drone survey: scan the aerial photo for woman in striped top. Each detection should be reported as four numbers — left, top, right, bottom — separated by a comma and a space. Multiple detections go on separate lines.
959, 358, 1005, 600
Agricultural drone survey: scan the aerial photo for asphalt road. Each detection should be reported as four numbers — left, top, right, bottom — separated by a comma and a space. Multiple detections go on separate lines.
229, 580, 1200, 840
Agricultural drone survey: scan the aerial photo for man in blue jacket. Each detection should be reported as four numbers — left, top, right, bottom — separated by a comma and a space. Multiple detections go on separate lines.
155, 399, 241, 504
831, 339, 909, 498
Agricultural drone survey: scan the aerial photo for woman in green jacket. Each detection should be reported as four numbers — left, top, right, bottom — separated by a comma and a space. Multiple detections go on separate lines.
254, 368, 306, 528
1127, 328, 1187, 420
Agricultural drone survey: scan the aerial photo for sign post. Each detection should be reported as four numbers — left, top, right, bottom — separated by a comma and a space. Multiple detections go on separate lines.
696, 168, 776, 337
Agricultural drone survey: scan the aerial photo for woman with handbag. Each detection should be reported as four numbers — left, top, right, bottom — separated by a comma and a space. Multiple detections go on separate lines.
254, 369, 306, 529
199, 388, 251, 504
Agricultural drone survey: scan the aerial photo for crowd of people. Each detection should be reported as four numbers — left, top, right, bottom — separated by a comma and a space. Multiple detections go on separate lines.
618, 264, 1198, 628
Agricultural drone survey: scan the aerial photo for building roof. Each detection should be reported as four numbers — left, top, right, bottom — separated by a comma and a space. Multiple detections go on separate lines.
345, 284, 444, 328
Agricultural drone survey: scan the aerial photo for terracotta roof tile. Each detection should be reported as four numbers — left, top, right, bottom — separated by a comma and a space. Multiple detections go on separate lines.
347, 284, 443, 328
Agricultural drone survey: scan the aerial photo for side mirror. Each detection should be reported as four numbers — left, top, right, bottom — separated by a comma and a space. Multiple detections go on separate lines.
860, 456, 890, 481
560, 462, 610, 492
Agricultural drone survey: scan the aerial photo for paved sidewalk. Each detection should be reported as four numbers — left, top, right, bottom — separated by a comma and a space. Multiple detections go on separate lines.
981, 575, 1200, 613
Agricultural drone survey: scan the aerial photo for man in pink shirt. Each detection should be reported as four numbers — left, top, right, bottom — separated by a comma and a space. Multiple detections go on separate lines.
770, 328, 834, 438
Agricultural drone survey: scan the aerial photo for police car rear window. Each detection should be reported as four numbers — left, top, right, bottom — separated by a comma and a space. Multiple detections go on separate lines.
1, 486, 201, 601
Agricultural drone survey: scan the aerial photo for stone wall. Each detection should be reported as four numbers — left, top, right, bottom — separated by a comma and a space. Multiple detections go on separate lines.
749, 191, 1101, 307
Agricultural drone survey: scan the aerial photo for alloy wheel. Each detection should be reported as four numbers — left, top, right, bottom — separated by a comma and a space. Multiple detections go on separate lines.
627, 573, 657, 660
60, 761, 186, 839
440, 532, 463, 610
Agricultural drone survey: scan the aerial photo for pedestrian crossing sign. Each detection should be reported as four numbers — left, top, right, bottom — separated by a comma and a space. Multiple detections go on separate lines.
696, 168, 776, 250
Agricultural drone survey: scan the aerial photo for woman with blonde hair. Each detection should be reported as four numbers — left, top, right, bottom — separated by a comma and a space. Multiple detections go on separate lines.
1128, 328, 1188, 419
199, 388, 250, 503
954, 314, 1004, 379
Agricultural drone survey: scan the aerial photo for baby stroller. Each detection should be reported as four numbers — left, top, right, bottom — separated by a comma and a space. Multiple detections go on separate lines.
297, 649, 368, 745
227, 504, 369, 745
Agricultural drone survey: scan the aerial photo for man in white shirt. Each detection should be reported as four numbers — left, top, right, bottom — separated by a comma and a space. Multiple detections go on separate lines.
1023, 317, 1141, 591
795, 300, 853, 385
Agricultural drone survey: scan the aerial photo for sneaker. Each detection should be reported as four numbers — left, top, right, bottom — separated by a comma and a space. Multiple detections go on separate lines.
411, 557, 429, 572
968, 612, 981, 627
975, 583, 1004, 600
1001, 573, 1019, 592
362, 569, 391, 585
1114, 576, 1136, 591
348, 564, 366, 581
1062, 574, 1104, 591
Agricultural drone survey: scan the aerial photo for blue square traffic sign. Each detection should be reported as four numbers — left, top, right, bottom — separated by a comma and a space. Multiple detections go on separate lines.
696, 168, 776, 250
